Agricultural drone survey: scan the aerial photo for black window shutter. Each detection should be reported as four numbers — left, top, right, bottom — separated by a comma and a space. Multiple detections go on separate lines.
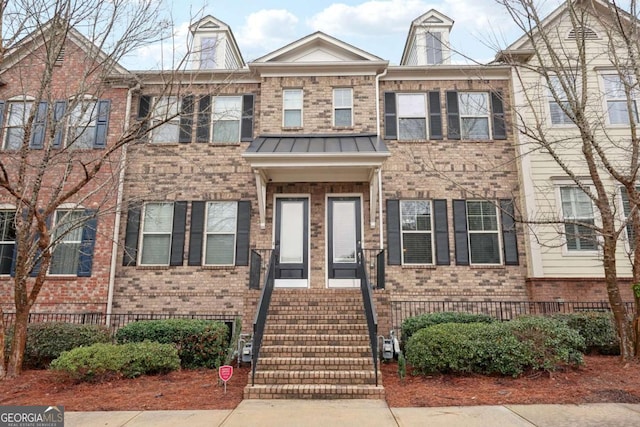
93, 100, 110, 148
386, 199, 401, 265
123, 206, 141, 266
0, 101, 5, 140
491, 92, 507, 140
500, 199, 519, 265
452, 199, 469, 265
137, 95, 151, 119
30, 214, 50, 277
433, 199, 450, 265
446, 91, 460, 140
52, 101, 67, 148
188, 201, 206, 266
428, 91, 443, 140
179, 96, 194, 143
241, 94, 255, 142
77, 210, 98, 276
196, 95, 211, 143
170, 201, 187, 266
29, 101, 48, 149
235, 201, 251, 266
384, 92, 397, 140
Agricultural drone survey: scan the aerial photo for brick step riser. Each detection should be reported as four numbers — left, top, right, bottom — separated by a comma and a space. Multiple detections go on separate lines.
256, 360, 374, 371
267, 307, 364, 314
262, 336, 371, 346
266, 315, 366, 323
243, 385, 385, 400
263, 325, 368, 335
260, 350, 372, 358
251, 377, 378, 385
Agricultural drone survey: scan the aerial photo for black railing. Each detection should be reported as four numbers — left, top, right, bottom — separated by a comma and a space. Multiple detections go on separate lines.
391, 300, 637, 336
251, 246, 278, 386
358, 247, 379, 386
363, 248, 385, 289
1, 311, 237, 336
249, 248, 274, 290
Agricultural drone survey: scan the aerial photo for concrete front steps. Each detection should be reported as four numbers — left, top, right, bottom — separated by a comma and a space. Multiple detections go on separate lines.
243, 289, 384, 399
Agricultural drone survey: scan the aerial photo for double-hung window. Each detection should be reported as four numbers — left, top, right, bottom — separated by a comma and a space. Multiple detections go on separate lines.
426, 32, 443, 65
560, 187, 596, 251
548, 76, 573, 125
400, 200, 433, 264
397, 94, 427, 140
0, 210, 16, 274
283, 89, 303, 127
333, 88, 353, 127
466, 200, 501, 264
602, 74, 638, 125
620, 187, 640, 249
140, 202, 174, 265
212, 96, 242, 143
152, 96, 181, 143
50, 210, 86, 275
458, 92, 490, 139
200, 36, 218, 69
67, 101, 97, 149
204, 201, 237, 265
4, 101, 33, 150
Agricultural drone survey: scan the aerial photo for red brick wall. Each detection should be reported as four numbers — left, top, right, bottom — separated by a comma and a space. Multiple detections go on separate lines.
527, 278, 635, 302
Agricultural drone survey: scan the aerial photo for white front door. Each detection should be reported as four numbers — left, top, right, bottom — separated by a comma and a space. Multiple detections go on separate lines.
274, 197, 309, 288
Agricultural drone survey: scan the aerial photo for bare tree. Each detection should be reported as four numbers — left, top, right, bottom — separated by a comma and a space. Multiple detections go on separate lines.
495, 0, 640, 359
0, 0, 179, 379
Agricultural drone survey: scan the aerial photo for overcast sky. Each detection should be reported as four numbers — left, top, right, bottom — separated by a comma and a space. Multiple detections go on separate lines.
120, 0, 565, 69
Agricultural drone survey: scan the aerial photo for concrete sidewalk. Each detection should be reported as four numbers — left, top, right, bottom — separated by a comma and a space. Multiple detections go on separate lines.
65, 400, 640, 427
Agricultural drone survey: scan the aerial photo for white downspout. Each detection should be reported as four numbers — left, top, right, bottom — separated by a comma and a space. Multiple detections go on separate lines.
375, 68, 388, 250
106, 83, 138, 324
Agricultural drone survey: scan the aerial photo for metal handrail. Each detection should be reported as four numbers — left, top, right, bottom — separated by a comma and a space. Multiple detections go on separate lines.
251, 246, 278, 386
357, 246, 379, 386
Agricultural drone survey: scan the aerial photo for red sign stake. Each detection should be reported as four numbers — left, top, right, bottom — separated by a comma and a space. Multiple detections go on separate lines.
218, 365, 233, 393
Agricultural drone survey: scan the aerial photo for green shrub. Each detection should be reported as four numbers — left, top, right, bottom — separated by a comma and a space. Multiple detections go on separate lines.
405, 322, 527, 376
405, 317, 585, 377
506, 316, 585, 371
401, 311, 496, 346
115, 319, 229, 369
551, 312, 619, 355
50, 341, 180, 381
5, 322, 112, 369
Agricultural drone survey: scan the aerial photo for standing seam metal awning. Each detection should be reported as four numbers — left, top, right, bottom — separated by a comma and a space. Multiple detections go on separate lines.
242, 134, 390, 229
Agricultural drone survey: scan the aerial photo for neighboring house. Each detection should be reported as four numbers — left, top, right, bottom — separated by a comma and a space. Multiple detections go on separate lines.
109, 11, 526, 334
0, 22, 131, 312
496, 0, 637, 302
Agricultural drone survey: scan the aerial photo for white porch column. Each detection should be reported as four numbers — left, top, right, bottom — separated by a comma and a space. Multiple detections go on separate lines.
254, 170, 267, 229
369, 168, 379, 229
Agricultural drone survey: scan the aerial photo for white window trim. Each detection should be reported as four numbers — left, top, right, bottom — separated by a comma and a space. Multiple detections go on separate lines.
0, 209, 16, 276
466, 200, 503, 266
618, 185, 640, 253
138, 202, 174, 266
396, 93, 428, 141
203, 201, 237, 266
333, 88, 353, 128
211, 96, 242, 143
600, 73, 639, 127
555, 184, 600, 256
66, 99, 98, 149
458, 92, 492, 140
546, 75, 575, 128
282, 89, 303, 128
48, 209, 85, 276
3, 98, 35, 150
400, 200, 435, 265
151, 96, 181, 144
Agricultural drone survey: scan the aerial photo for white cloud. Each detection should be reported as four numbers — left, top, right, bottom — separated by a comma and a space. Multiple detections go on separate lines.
236, 9, 299, 61
307, 0, 432, 36
123, 21, 192, 70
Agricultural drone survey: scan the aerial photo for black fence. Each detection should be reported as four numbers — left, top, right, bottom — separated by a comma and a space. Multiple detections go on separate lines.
390, 300, 637, 334
2, 312, 239, 337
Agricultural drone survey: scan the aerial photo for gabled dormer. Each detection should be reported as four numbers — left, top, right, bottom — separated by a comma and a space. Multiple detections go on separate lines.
400, 9, 453, 66
190, 15, 245, 70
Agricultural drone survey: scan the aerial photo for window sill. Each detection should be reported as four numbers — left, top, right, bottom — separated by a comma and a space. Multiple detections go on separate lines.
282, 127, 304, 131
401, 264, 436, 269
148, 142, 180, 146
45, 274, 81, 279
561, 250, 600, 257
210, 142, 242, 147
470, 264, 506, 270
201, 265, 236, 270
136, 265, 171, 270
332, 126, 354, 131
